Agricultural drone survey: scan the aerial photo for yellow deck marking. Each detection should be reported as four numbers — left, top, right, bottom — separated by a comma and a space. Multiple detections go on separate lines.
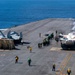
50, 47, 62, 51
56, 53, 72, 75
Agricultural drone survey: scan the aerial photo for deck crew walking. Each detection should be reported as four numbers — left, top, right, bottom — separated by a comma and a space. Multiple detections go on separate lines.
15, 56, 19, 63
52, 64, 56, 71
67, 68, 71, 75
29, 47, 32, 53
28, 58, 32, 66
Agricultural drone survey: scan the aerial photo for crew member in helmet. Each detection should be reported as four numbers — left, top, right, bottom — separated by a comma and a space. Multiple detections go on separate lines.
15, 56, 19, 63
52, 64, 56, 71
67, 68, 71, 75
28, 58, 32, 66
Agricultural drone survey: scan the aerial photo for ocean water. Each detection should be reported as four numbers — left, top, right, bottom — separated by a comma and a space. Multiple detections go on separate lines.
0, 0, 75, 29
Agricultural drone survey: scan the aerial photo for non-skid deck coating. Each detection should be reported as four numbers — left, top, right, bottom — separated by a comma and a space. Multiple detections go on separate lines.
0, 18, 75, 75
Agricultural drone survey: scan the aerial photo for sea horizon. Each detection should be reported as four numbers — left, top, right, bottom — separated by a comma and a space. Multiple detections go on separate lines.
0, 0, 75, 29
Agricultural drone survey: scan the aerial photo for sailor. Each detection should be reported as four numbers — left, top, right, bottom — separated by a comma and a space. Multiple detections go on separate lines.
29, 47, 32, 53
43, 39, 46, 46
55, 36, 59, 43
67, 68, 71, 75
56, 30, 57, 35
27, 46, 30, 49
28, 58, 32, 66
15, 56, 19, 63
39, 33, 41, 37
52, 64, 56, 71
38, 43, 42, 48
51, 33, 54, 39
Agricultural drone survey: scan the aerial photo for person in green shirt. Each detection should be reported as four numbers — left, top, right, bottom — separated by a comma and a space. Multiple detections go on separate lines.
28, 58, 32, 66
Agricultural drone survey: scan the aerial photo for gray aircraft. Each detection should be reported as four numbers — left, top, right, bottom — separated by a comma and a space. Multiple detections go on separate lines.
7, 31, 23, 44
59, 32, 75, 49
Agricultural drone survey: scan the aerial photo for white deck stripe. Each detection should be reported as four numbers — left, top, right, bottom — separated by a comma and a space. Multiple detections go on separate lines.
50, 47, 62, 51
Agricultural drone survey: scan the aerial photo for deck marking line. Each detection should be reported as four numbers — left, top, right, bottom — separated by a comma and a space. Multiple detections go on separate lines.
50, 47, 61, 51
56, 53, 72, 75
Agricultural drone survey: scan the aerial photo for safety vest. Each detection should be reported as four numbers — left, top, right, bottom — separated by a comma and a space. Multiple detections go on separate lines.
67, 69, 71, 73
16, 56, 19, 60
29, 47, 32, 50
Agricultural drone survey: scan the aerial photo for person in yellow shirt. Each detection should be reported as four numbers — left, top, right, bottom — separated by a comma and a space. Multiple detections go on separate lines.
15, 56, 19, 63
67, 68, 71, 75
29, 47, 32, 53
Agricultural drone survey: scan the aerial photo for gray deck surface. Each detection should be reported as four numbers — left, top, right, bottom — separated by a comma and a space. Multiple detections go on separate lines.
0, 18, 74, 75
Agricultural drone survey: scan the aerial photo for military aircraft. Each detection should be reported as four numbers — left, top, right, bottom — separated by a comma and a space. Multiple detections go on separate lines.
59, 32, 75, 49
7, 31, 23, 44
0, 30, 6, 39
